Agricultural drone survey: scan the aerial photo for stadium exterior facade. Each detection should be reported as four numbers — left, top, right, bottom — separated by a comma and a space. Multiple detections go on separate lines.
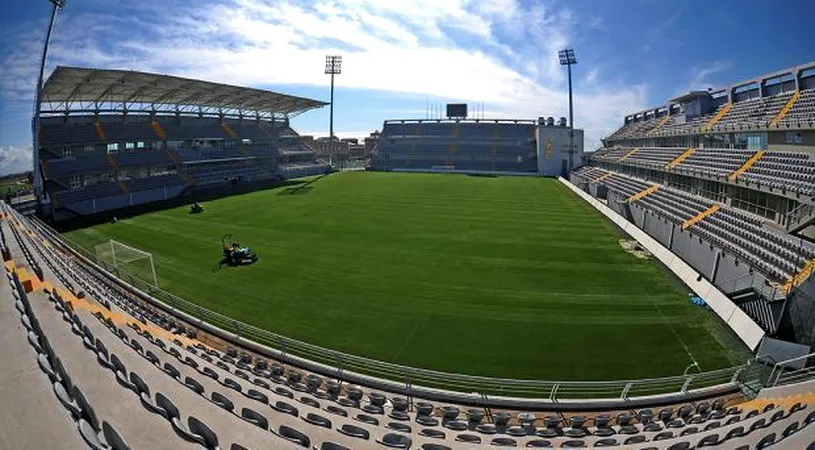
372, 118, 584, 177
574, 61, 815, 351
34, 67, 329, 221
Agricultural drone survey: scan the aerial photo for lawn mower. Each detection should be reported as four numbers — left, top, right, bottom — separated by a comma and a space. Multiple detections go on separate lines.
221, 234, 258, 266
190, 202, 204, 214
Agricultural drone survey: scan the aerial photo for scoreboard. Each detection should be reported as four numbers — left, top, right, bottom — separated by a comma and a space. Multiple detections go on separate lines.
446, 103, 468, 119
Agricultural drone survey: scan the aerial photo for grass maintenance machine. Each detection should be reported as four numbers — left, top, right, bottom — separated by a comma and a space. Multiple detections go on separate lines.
221, 234, 258, 266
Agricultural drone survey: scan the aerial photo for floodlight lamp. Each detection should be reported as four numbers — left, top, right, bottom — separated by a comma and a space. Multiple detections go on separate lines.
558, 49, 576, 66
324, 55, 343, 74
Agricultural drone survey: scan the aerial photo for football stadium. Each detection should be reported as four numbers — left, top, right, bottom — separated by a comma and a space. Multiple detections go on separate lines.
2, 6, 815, 450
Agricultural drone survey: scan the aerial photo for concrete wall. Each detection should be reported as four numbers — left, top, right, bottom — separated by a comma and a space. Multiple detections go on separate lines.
714, 252, 758, 293
606, 190, 627, 218
560, 177, 765, 350
93, 194, 129, 212
641, 209, 674, 249
782, 277, 815, 347
767, 130, 815, 154
631, 204, 646, 228
629, 203, 776, 298
671, 230, 717, 280
536, 127, 584, 176
589, 182, 608, 199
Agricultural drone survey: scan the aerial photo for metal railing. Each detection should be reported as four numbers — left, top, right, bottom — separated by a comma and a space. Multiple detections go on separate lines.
767, 352, 815, 388
786, 201, 814, 231
716, 272, 784, 302
18, 210, 762, 407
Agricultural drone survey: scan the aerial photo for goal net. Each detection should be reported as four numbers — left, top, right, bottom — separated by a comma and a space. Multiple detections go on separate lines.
95, 239, 159, 288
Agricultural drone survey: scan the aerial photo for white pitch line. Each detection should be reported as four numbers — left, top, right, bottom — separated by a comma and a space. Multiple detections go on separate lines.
649, 301, 701, 371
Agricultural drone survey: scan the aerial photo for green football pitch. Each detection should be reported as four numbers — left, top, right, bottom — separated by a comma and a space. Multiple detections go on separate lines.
62, 172, 749, 380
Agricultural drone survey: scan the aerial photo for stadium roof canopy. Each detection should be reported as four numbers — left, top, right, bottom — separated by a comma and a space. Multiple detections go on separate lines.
40, 66, 327, 118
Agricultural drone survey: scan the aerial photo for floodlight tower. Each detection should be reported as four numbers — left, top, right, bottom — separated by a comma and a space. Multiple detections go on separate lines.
324, 55, 342, 167
558, 48, 577, 172
32, 0, 68, 215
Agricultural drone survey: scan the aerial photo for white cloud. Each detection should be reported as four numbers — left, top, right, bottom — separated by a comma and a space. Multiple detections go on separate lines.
584, 68, 600, 84
0, 145, 33, 177
0, 0, 647, 151
685, 60, 733, 92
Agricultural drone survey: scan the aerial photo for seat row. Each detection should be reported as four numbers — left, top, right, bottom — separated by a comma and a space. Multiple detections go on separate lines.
40, 118, 287, 149
711, 92, 794, 131
4, 257, 130, 449
578, 169, 815, 283
592, 147, 815, 197
604, 88, 815, 140
3, 213, 313, 449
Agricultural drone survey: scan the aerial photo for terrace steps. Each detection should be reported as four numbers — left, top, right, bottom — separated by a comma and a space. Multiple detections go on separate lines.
166, 149, 182, 165
491, 145, 498, 171
592, 172, 612, 183
682, 204, 721, 230
150, 119, 166, 140
220, 122, 240, 140
258, 123, 274, 139
738, 391, 815, 411
728, 150, 766, 181
105, 154, 118, 170
93, 121, 107, 143
647, 115, 671, 136
702, 103, 733, 132
617, 147, 639, 162
4, 248, 196, 346
782, 258, 815, 294
665, 147, 696, 170
628, 184, 659, 203
770, 90, 801, 127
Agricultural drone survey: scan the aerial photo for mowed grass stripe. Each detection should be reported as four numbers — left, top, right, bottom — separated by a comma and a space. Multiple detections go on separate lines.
63, 172, 743, 380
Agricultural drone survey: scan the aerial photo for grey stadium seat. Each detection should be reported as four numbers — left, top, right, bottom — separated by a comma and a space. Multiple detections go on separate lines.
421, 444, 452, 450
240, 407, 268, 430
320, 443, 350, 450
211, 391, 234, 413
188, 416, 219, 450
276, 425, 310, 447
378, 433, 412, 449
338, 423, 371, 440
492, 437, 518, 447
304, 412, 332, 429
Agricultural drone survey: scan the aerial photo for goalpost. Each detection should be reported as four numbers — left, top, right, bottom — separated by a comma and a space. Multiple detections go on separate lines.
95, 239, 159, 288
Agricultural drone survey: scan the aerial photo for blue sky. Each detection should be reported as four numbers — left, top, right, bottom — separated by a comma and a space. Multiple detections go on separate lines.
1, 0, 813, 175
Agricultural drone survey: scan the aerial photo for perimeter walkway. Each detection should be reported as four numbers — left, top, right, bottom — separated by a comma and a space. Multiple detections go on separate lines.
0, 221, 85, 449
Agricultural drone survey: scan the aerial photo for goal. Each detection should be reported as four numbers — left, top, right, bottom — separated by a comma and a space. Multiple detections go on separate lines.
95, 239, 159, 288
